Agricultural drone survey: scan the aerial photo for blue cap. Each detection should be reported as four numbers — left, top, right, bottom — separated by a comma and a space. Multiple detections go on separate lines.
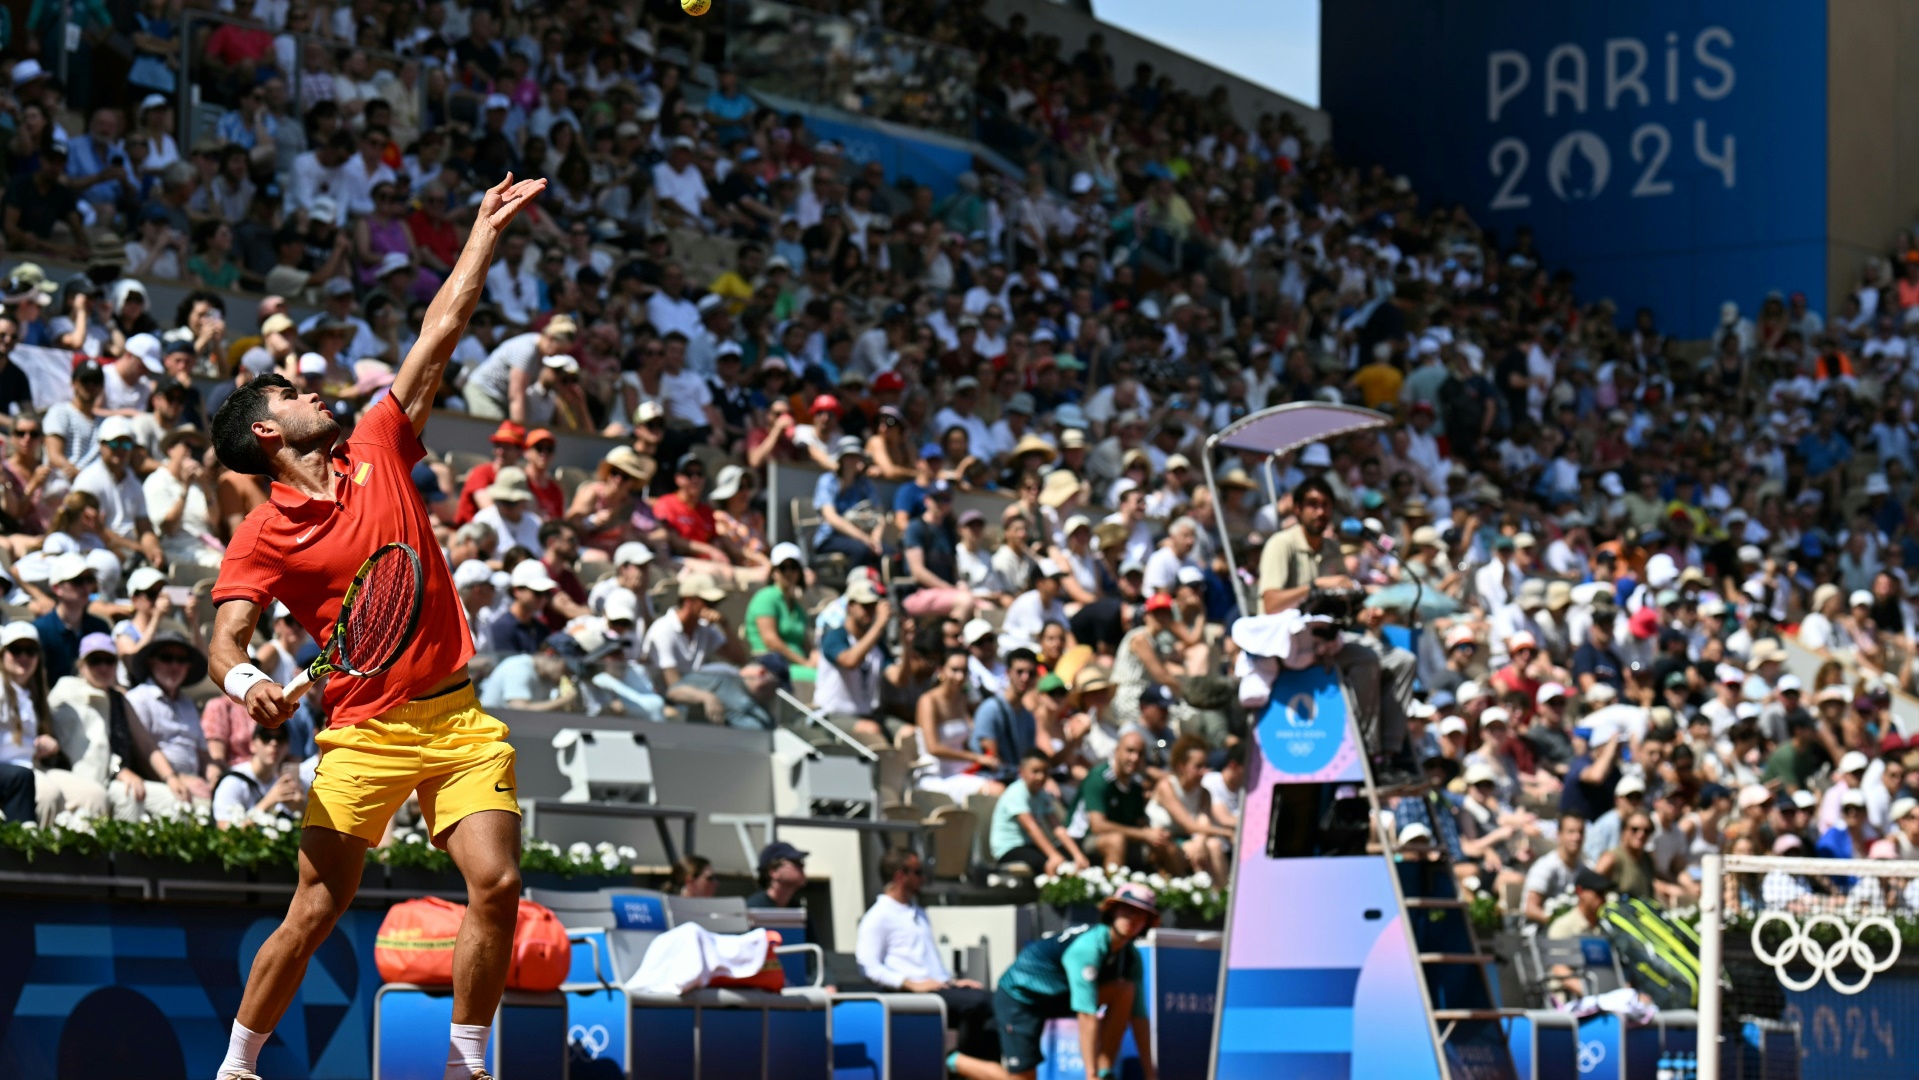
919, 442, 943, 460
759, 840, 809, 871
543, 632, 585, 658
753, 652, 791, 685
412, 460, 446, 502
1140, 684, 1177, 709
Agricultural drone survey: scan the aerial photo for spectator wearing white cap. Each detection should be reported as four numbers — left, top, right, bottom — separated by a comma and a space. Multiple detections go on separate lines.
490, 559, 559, 656
1889, 797, 1919, 859
899, 484, 975, 621
105, 333, 161, 414
1816, 750, 1872, 834
589, 542, 656, 623
453, 560, 498, 651
999, 559, 1071, 656
745, 543, 813, 673
1099, 478, 1154, 568
1815, 786, 1879, 865
653, 138, 716, 227
1584, 773, 1649, 863
49, 631, 191, 821
813, 576, 893, 748
73, 415, 162, 569
32, 554, 110, 681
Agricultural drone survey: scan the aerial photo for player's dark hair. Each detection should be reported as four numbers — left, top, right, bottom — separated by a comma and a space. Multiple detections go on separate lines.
1022, 748, 1052, 767
1224, 741, 1247, 768
212, 374, 292, 477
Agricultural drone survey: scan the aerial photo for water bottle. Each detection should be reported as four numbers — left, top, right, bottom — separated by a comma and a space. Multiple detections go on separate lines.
1657, 1052, 1675, 1080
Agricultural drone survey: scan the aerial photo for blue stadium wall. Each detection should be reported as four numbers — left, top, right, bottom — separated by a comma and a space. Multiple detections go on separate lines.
1322, 1, 1829, 339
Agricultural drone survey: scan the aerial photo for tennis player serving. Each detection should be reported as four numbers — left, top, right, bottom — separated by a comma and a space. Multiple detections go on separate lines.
206, 173, 547, 1080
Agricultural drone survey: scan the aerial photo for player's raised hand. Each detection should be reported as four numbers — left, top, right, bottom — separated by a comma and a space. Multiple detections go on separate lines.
479, 173, 548, 232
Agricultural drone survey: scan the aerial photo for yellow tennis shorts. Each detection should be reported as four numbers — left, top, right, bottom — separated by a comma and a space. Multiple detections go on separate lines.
304, 684, 519, 847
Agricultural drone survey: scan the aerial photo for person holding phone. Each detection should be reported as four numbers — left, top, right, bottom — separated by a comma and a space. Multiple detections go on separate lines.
212, 724, 306, 826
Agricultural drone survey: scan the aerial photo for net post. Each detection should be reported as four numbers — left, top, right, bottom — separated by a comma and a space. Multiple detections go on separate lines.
1698, 852, 1723, 1080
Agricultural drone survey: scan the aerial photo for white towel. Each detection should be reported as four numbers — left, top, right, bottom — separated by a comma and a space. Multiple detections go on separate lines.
625, 922, 772, 995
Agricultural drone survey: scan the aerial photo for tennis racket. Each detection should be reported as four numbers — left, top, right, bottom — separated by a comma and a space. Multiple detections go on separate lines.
283, 542, 427, 702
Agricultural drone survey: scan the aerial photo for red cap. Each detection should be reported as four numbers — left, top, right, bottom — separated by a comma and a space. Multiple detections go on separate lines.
489, 421, 527, 445
811, 394, 842, 415
522, 428, 555, 449
1883, 729, 1908, 754
1628, 606, 1659, 640
871, 371, 905, 393
1144, 593, 1174, 613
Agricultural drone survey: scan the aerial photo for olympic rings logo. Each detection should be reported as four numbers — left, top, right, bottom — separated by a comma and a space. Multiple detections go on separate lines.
1576, 1039, 1606, 1073
569, 1024, 612, 1059
1750, 911, 1902, 994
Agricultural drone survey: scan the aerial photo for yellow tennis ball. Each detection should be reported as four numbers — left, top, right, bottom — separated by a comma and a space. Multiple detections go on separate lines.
682, 0, 710, 15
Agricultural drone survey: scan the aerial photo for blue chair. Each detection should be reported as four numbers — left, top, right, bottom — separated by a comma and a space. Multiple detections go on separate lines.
372, 985, 569, 1080
530, 887, 833, 1080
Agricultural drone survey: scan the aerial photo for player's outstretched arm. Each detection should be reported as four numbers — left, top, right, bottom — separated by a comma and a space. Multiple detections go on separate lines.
392, 173, 548, 435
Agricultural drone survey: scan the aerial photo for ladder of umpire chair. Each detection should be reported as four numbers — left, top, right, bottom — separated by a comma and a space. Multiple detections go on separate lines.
1395, 854, 1524, 1078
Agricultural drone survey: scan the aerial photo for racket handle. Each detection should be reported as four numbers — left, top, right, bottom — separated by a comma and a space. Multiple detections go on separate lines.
284, 668, 315, 703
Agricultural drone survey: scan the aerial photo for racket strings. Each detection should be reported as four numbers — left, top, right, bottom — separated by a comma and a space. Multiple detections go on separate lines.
343, 552, 419, 672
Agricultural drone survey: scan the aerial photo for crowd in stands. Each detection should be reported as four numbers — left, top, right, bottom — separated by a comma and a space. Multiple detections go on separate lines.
0, 0, 1911, 934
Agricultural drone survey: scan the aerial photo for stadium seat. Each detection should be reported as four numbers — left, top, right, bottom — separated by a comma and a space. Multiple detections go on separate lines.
372, 985, 569, 1080
924, 806, 977, 881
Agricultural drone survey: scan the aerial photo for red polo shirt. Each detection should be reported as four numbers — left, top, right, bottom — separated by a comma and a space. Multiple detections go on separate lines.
213, 396, 473, 728
651, 492, 716, 545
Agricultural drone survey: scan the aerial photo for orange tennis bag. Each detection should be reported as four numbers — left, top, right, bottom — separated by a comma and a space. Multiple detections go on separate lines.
375, 897, 571, 991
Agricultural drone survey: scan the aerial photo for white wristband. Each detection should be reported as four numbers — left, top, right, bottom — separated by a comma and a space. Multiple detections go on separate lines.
224, 663, 274, 704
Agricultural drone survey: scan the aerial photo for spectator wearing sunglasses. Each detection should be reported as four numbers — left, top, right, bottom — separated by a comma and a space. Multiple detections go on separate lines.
126, 628, 217, 804
33, 554, 110, 681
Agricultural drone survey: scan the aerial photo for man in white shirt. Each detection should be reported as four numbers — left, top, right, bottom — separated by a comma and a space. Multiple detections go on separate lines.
75, 416, 163, 566
286, 132, 353, 223
646, 263, 702, 340
854, 849, 997, 1070
652, 137, 714, 227
640, 574, 743, 688
658, 334, 718, 430
1474, 535, 1521, 614
212, 724, 306, 826
999, 559, 1070, 653
338, 125, 398, 218
1142, 520, 1201, 596
297, 278, 382, 360
485, 232, 543, 328
470, 468, 544, 554
931, 377, 993, 460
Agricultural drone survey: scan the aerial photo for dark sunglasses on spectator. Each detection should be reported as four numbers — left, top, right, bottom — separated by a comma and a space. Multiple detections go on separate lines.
83, 653, 116, 666
5, 643, 38, 658
643, 419, 666, 430
1310, 625, 1338, 640
13, 428, 38, 439
152, 652, 192, 665
255, 728, 290, 743
529, 441, 556, 453
103, 438, 136, 450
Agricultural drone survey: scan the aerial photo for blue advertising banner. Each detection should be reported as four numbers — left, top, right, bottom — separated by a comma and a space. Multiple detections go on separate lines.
1323, 1, 1828, 338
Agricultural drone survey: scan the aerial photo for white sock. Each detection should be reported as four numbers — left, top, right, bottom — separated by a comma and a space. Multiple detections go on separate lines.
444, 1023, 491, 1079
217, 1021, 269, 1078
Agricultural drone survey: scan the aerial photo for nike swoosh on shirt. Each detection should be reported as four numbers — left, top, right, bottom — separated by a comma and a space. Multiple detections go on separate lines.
295, 527, 318, 544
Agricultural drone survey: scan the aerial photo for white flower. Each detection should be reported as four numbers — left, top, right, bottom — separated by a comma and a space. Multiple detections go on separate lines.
273, 817, 294, 833
1191, 871, 1213, 889
1036, 875, 1054, 887
69, 817, 94, 835
1147, 873, 1168, 891
617, 845, 638, 860
568, 842, 594, 861
1079, 866, 1105, 882
19, 821, 35, 831
599, 851, 620, 871
53, 810, 71, 829
595, 841, 616, 854
404, 832, 425, 845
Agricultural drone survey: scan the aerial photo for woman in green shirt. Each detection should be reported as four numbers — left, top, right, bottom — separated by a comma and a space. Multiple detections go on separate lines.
186, 220, 240, 290
746, 543, 813, 679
